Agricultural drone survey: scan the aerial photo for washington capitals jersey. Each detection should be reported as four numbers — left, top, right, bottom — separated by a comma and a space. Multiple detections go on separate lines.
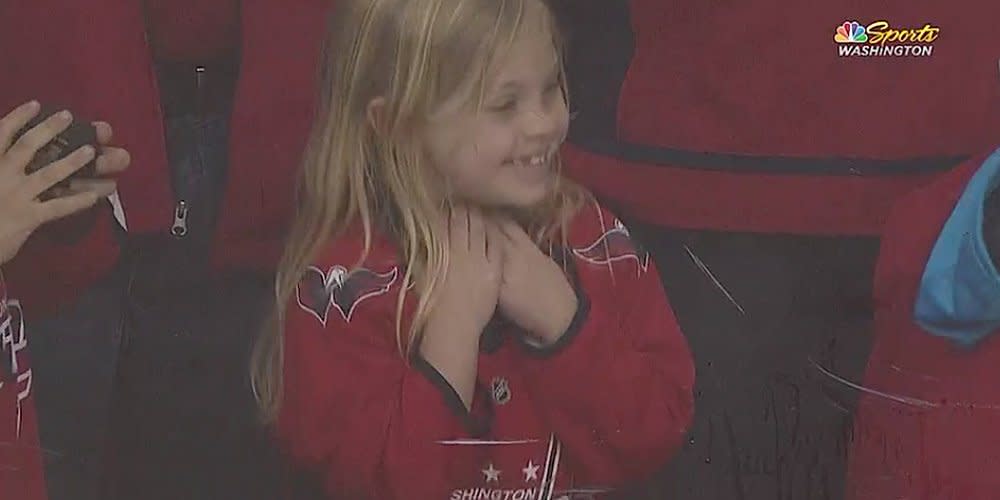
276, 202, 695, 499
0, 275, 46, 500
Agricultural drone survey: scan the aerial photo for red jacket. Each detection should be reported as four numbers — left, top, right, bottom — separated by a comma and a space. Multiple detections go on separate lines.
846, 148, 1000, 499
0, 277, 46, 500
0, 0, 331, 316
277, 203, 695, 499
565, 0, 1000, 236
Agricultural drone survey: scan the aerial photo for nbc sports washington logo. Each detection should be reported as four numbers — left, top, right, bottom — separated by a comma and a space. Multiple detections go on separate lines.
834, 20, 940, 57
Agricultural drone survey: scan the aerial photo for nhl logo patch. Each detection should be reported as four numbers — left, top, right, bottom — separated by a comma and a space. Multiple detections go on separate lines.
491, 376, 511, 405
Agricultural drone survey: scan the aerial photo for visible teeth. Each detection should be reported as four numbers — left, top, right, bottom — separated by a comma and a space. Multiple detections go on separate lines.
510, 150, 554, 167
516, 155, 545, 166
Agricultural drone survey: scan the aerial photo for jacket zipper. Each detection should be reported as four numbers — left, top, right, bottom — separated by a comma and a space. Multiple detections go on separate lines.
139, 0, 187, 238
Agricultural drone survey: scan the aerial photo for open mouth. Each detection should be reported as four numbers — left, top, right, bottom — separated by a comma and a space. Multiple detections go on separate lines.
505, 146, 557, 168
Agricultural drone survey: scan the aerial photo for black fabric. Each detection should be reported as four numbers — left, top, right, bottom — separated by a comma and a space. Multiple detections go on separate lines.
104, 274, 284, 500
984, 187, 1000, 272
549, 0, 633, 145
282, 462, 328, 500
124, 100, 233, 306
155, 57, 240, 118
479, 313, 508, 354
607, 223, 878, 500
573, 138, 968, 176
411, 355, 493, 437
27, 262, 131, 500
98, 49, 284, 499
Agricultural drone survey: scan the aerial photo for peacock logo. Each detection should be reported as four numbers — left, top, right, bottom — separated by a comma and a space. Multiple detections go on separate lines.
834, 21, 868, 43
834, 19, 939, 57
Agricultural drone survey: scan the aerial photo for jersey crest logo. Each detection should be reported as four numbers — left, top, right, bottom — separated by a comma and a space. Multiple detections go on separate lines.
572, 218, 650, 273
296, 265, 399, 325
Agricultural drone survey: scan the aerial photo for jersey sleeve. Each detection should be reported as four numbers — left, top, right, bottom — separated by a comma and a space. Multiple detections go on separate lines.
276, 262, 493, 499
0, 283, 46, 500
516, 216, 695, 487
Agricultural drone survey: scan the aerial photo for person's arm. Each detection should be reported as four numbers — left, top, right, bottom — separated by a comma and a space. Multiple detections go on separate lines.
516, 256, 695, 487
277, 271, 492, 499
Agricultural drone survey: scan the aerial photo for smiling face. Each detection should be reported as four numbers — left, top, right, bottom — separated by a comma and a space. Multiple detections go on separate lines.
420, 5, 569, 210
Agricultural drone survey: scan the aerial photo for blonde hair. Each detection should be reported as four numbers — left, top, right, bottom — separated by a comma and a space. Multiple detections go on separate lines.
251, 0, 590, 422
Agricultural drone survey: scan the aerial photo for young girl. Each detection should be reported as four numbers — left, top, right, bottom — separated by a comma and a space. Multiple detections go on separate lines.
251, 0, 695, 498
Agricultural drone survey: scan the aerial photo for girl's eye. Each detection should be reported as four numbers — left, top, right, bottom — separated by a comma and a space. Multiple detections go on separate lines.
489, 100, 517, 113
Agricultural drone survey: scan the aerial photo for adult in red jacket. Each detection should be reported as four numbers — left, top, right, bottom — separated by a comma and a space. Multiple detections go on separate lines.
0, 1, 327, 314
846, 146, 1000, 499
547, 2, 1000, 498
278, 203, 695, 499
560, 0, 1000, 235
0, 1, 331, 499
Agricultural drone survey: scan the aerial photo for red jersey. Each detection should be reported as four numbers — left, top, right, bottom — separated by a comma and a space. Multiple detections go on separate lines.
276, 203, 695, 499
0, 276, 45, 500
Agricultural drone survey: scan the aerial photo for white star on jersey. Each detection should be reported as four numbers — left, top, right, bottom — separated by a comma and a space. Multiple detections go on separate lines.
482, 463, 501, 483
523, 460, 540, 482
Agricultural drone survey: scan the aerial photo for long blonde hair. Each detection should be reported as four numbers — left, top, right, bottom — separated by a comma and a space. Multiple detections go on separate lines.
251, 0, 589, 422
